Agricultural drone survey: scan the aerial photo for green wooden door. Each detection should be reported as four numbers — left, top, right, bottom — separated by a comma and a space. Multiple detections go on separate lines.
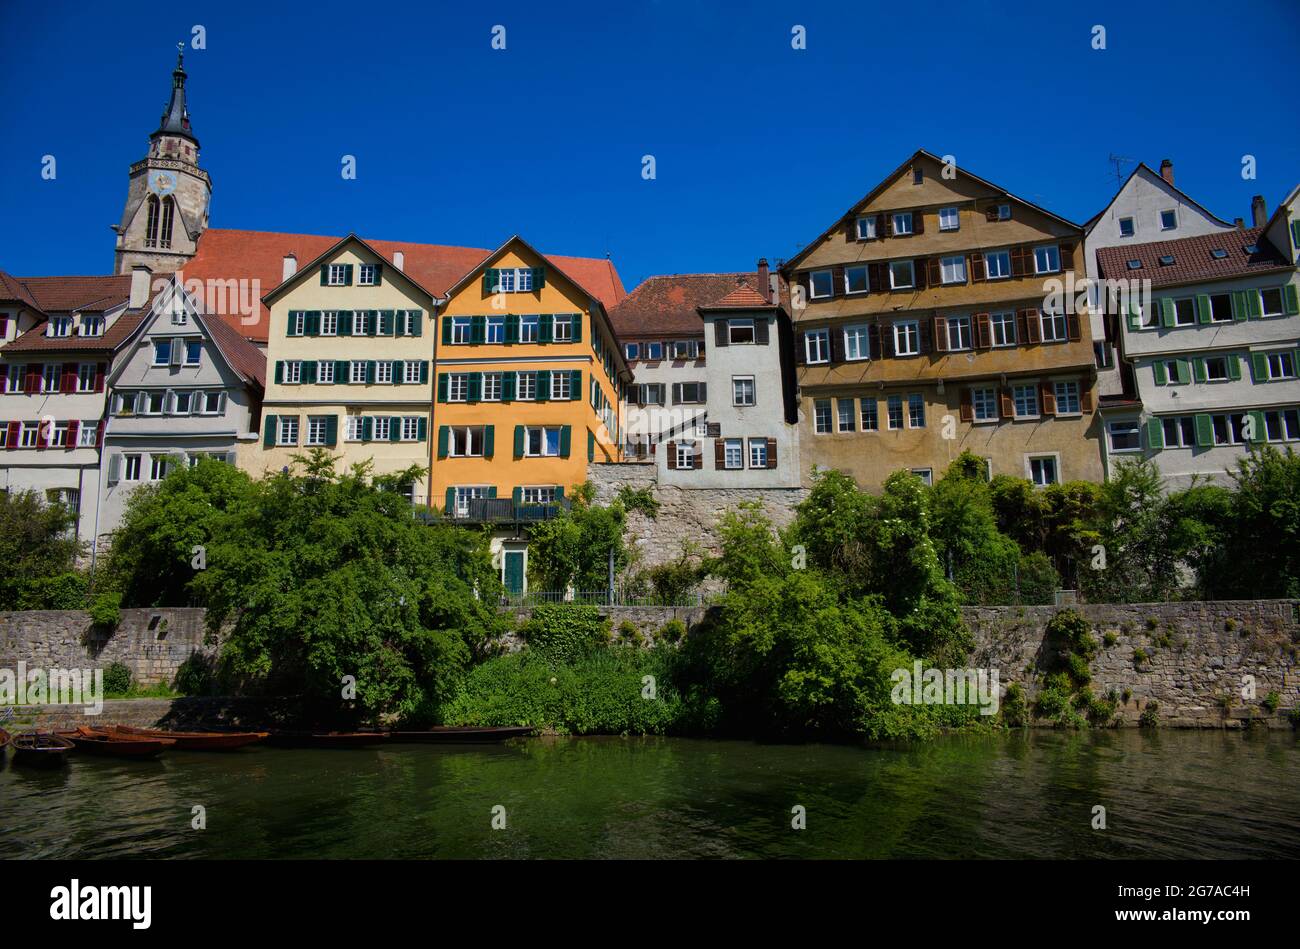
504, 551, 525, 594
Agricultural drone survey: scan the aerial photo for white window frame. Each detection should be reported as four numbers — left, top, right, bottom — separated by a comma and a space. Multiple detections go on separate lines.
728, 318, 755, 344
1033, 245, 1061, 275
889, 260, 915, 289
947, 315, 972, 351
321, 311, 338, 336
404, 361, 422, 384
856, 216, 877, 240
1013, 384, 1039, 419
1108, 420, 1141, 453
723, 438, 744, 470
1118, 217, 1135, 238
277, 416, 299, 446
891, 212, 913, 235
938, 207, 959, 231
327, 264, 348, 286
985, 250, 1011, 280
448, 373, 470, 402
809, 270, 834, 299
1053, 381, 1081, 415
990, 311, 1016, 347
844, 265, 869, 295
805, 329, 830, 364
732, 376, 756, 406
844, 324, 870, 361
748, 438, 768, 468
940, 255, 967, 285
972, 387, 998, 422
1027, 454, 1060, 487
306, 415, 329, 447
893, 320, 920, 356
814, 399, 832, 434
318, 362, 335, 385
358, 263, 378, 286
1160, 209, 1177, 231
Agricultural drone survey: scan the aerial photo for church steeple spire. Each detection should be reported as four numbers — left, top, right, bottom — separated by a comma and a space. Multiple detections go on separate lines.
154, 44, 198, 147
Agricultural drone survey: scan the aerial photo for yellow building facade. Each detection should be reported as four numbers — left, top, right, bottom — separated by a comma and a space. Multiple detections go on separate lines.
430, 237, 629, 518
256, 235, 436, 501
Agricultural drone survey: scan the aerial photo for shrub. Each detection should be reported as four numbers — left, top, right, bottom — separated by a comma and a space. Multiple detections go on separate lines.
658, 618, 687, 643
1034, 686, 1070, 719
1000, 682, 1029, 728
1103, 631, 1118, 648
1132, 647, 1149, 665
1066, 652, 1092, 686
102, 662, 132, 696
173, 653, 215, 695
520, 604, 609, 662
1139, 700, 1160, 728
1145, 617, 1158, 631
1262, 690, 1281, 713
89, 591, 122, 629
1122, 688, 1133, 703
1224, 619, 1236, 633
617, 620, 640, 643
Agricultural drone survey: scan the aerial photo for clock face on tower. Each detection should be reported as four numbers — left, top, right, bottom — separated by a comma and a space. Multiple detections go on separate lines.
149, 170, 178, 197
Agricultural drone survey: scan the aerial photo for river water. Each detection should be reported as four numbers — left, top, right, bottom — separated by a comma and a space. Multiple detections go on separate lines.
2, 730, 1297, 859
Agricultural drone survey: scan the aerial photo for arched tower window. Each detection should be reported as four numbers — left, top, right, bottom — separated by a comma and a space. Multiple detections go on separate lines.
144, 195, 160, 248
159, 197, 175, 249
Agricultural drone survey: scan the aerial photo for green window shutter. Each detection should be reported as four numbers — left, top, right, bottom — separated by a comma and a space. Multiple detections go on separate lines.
343, 264, 354, 286
1196, 295, 1212, 324
442, 315, 453, 344
471, 315, 485, 343
339, 311, 353, 336
1232, 291, 1248, 322
1248, 410, 1267, 444
539, 313, 553, 343
1284, 284, 1300, 316
559, 425, 571, 458
336, 360, 349, 382
482, 269, 495, 295
287, 311, 299, 336
389, 417, 401, 443
1194, 413, 1214, 448
502, 371, 515, 402
555, 486, 564, 500
1159, 298, 1175, 328
1227, 354, 1242, 381
437, 373, 448, 402
391, 360, 403, 384
445, 486, 455, 514
366, 361, 376, 384
325, 415, 338, 447
417, 417, 427, 441
1153, 361, 1167, 385
588, 429, 595, 462
468, 372, 482, 403
1125, 305, 1141, 333
303, 361, 317, 384
419, 362, 429, 385
319, 265, 328, 285
513, 425, 524, 458
505, 314, 519, 343
362, 417, 373, 441
1145, 418, 1164, 451
1250, 352, 1268, 382
263, 415, 277, 447
536, 369, 550, 402
437, 426, 449, 458
1176, 359, 1191, 385
487, 486, 497, 499
412, 311, 422, 336
573, 312, 583, 342
484, 425, 495, 458
511, 486, 521, 507
570, 369, 581, 399
1192, 357, 1207, 384
274, 361, 284, 384
1247, 291, 1263, 319
309, 311, 323, 335
533, 267, 546, 289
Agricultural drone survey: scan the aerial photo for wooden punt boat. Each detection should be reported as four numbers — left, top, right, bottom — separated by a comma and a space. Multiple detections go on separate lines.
11, 731, 75, 767
105, 724, 268, 751
57, 726, 174, 759
388, 726, 536, 744
262, 730, 389, 749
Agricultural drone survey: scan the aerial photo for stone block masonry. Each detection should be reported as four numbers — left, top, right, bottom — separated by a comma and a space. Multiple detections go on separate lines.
963, 600, 1300, 728
0, 608, 219, 687
589, 462, 807, 571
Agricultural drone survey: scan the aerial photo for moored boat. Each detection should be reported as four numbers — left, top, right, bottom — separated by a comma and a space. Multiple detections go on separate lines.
58, 726, 174, 759
105, 724, 268, 751
262, 730, 389, 749
11, 732, 75, 767
388, 726, 536, 743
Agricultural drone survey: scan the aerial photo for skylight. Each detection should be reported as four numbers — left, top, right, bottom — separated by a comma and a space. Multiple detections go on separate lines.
1210, 249, 1228, 259
1126, 259, 1142, 270
1244, 244, 1260, 254
1159, 255, 1175, 266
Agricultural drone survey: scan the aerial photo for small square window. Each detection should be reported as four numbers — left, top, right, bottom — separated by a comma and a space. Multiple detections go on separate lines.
856, 216, 877, 240
1160, 209, 1177, 230
889, 260, 915, 289
892, 212, 914, 235
809, 271, 834, 299
939, 207, 959, 231
728, 319, 755, 344
1118, 217, 1135, 237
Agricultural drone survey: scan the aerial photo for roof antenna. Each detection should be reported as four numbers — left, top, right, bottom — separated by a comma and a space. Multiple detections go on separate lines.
1108, 153, 1135, 186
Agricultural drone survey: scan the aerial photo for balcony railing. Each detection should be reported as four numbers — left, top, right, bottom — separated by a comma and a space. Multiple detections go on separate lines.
413, 497, 572, 525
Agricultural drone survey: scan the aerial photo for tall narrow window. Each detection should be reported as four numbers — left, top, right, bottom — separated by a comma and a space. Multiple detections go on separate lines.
144, 195, 161, 248
159, 197, 175, 249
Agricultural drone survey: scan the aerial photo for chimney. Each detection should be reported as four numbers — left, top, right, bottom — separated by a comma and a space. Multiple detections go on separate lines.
1251, 195, 1267, 228
1159, 159, 1174, 186
282, 254, 298, 281
756, 258, 770, 302
130, 265, 151, 309
1234, 217, 1245, 229
393, 251, 405, 272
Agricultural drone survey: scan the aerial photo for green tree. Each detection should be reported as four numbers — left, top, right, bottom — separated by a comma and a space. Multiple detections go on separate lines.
526, 482, 629, 592
1215, 446, 1300, 597
0, 490, 85, 610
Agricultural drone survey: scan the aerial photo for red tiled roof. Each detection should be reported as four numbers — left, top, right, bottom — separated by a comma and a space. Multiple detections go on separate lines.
1096, 226, 1291, 288
201, 309, 266, 388
183, 229, 626, 342
0, 271, 45, 313
700, 284, 774, 310
609, 273, 761, 337
2, 275, 154, 354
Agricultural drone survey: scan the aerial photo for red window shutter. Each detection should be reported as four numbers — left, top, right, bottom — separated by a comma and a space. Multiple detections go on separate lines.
1080, 381, 1094, 412
66, 419, 80, 450
94, 363, 106, 392
766, 438, 777, 469
926, 258, 941, 286
62, 364, 76, 393
932, 315, 948, 352
96, 419, 105, 447
1039, 381, 1057, 416
714, 439, 725, 470
1010, 247, 1029, 277
1059, 242, 1074, 273
36, 419, 49, 449
960, 387, 973, 422
999, 387, 1014, 419
1023, 309, 1042, 344
666, 440, 676, 469
913, 211, 925, 235
27, 364, 41, 393
1067, 313, 1081, 341
830, 264, 846, 296
969, 253, 986, 283
692, 445, 702, 470
975, 313, 991, 349
5, 420, 19, 449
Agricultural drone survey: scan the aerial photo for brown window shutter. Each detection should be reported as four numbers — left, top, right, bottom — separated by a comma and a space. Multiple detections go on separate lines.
1067, 313, 1081, 341
796, 271, 811, 303
975, 312, 992, 349
831, 264, 846, 296
1059, 242, 1074, 273
969, 252, 986, 283
715, 320, 729, 347
913, 211, 925, 235
829, 327, 844, 363
714, 438, 725, 469
1022, 308, 1042, 344
767, 437, 778, 468
999, 387, 1015, 418
881, 213, 892, 238
918, 318, 932, 354
755, 317, 769, 344
795, 333, 806, 366
877, 321, 894, 357
667, 440, 677, 467
985, 205, 999, 222
1039, 381, 1056, 416
867, 262, 887, 291
1080, 381, 1094, 412
959, 387, 973, 422
692, 444, 702, 470
845, 218, 858, 243
926, 257, 941, 286
1011, 247, 1029, 277
913, 258, 928, 291
932, 315, 948, 352
868, 323, 882, 359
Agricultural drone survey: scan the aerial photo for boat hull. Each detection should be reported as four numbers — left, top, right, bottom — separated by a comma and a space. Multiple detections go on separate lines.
58, 728, 174, 759
107, 724, 267, 751
11, 732, 75, 768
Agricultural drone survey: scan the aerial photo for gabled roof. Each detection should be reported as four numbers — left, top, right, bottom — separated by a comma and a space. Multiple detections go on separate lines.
260, 233, 439, 305
2, 274, 160, 354
1084, 162, 1235, 237
184, 228, 626, 342
609, 273, 759, 336
0, 271, 46, 314
784, 148, 1081, 271
1095, 225, 1290, 288
698, 284, 775, 311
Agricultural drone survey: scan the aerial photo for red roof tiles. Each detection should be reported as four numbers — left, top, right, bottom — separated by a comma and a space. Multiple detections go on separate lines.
700, 284, 774, 310
1095, 226, 1291, 288
201, 309, 266, 388
610, 273, 763, 337
1, 274, 151, 354
183, 229, 626, 342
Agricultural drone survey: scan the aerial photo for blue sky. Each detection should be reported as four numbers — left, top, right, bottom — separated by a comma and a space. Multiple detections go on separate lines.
2, 0, 1298, 290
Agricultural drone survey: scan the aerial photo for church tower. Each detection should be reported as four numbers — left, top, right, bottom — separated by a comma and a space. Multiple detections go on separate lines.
114, 47, 212, 275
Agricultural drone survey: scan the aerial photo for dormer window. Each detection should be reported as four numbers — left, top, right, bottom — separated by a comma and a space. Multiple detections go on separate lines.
48, 317, 72, 338
996, 204, 1011, 221
79, 315, 105, 337
892, 212, 914, 235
